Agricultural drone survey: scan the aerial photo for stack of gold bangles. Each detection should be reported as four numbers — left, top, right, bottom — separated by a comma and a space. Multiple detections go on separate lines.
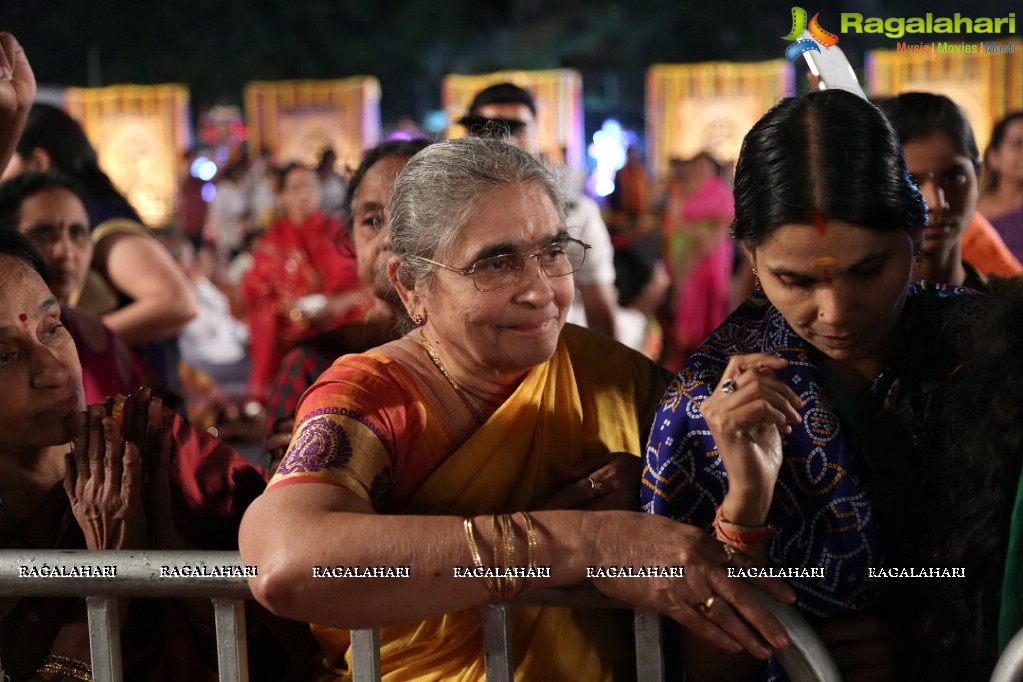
37, 654, 93, 681
463, 512, 538, 599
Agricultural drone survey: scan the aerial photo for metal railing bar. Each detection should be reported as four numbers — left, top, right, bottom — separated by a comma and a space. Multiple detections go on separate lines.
991, 627, 1023, 682
351, 628, 382, 682
2, 550, 841, 682
86, 595, 123, 682
213, 598, 249, 682
482, 603, 514, 682
753, 590, 840, 682
633, 610, 664, 682
0, 550, 251, 598
508, 584, 626, 608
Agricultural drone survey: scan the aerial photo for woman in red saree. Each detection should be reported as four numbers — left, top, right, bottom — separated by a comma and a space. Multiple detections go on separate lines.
242, 163, 370, 407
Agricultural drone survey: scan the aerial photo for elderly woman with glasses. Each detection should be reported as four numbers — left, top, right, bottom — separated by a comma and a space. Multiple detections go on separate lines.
240, 138, 795, 681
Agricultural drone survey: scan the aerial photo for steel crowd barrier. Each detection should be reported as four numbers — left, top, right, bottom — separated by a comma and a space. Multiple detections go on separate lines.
0, 550, 839, 682
992, 627, 1023, 682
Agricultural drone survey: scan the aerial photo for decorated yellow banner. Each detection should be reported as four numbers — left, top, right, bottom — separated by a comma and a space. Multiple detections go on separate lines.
443, 69, 584, 167
866, 40, 1022, 152
646, 61, 794, 181
63, 84, 191, 228
244, 78, 381, 173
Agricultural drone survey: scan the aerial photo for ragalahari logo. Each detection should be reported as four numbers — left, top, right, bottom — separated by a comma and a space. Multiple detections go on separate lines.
783, 7, 839, 62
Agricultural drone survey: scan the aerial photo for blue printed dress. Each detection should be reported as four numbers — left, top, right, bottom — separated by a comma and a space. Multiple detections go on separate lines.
642, 282, 981, 679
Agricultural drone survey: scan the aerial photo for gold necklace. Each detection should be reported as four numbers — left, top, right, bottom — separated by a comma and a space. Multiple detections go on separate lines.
418, 329, 486, 424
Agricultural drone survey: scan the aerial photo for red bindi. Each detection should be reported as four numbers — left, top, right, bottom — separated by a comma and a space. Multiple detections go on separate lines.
813, 209, 827, 235
18, 313, 27, 323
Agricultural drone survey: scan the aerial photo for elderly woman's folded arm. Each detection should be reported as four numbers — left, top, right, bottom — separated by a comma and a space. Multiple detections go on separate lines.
241, 480, 796, 663
241, 483, 595, 628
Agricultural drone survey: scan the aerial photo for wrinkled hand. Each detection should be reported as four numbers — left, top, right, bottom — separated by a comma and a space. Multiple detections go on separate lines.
700, 353, 803, 524
586, 511, 796, 659
118, 387, 158, 452
64, 406, 147, 550
0, 32, 35, 118
534, 452, 641, 511
816, 616, 900, 681
119, 388, 182, 549
266, 417, 295, 478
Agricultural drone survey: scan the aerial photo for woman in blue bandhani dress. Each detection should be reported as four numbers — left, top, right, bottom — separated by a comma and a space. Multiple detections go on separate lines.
642, 89, 983, 681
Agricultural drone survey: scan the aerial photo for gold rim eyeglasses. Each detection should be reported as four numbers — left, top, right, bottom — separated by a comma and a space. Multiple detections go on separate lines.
408, 237, 591, 292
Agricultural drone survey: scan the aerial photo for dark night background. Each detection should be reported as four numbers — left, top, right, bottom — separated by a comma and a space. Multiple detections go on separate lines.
5, 0, 1016, 134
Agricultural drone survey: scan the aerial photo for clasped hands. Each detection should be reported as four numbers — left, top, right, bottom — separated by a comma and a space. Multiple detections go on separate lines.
63, 388, 181, 551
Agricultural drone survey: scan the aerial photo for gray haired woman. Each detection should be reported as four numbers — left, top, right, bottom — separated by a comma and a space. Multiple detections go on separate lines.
240, 138, 794, 680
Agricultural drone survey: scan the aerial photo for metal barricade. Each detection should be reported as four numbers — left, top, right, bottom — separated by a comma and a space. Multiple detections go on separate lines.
0, 550, 838, 682
991, 627, 1023, 682
0, 550, 250, 682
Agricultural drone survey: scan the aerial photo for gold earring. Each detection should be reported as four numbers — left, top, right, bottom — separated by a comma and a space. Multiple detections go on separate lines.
752, 267, 761, 292
412, 313, 426, 326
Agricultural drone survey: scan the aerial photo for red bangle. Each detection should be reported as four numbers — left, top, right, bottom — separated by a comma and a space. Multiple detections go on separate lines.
713, 505, 774, 550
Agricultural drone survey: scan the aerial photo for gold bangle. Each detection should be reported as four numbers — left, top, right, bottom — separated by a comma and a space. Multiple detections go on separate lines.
520, 511, 537, 569
489, 514, 502, 596
519, 511, 538, 594
44, 654, 92, 674
498, 513, 517, 598
488, 515, 501, 601
463, 517, 497, 596
38, 654, 93, 682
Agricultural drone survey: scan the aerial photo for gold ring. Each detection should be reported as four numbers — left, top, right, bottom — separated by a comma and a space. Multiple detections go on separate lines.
722, 543, 741, 563
696, 595, 715, 616
588, 477, 603, 491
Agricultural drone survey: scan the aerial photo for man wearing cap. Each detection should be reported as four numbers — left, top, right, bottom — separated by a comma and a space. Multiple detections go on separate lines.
460, 83, 618, 338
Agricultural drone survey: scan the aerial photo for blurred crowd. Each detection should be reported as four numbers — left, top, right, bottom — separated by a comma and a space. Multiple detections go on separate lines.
12, 91, 1023, 468
8, 25, 1023, 680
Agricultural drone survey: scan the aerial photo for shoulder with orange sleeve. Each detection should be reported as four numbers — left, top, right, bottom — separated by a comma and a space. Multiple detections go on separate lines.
962, 212, 1023, 277
267, 351, 452, 511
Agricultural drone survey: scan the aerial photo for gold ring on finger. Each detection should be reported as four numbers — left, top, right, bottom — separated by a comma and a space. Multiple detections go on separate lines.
588, 477, 603, 491
695, 595, 715, 616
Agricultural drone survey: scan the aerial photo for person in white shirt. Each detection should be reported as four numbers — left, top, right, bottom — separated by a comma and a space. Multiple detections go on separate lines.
204, 159, 250, 262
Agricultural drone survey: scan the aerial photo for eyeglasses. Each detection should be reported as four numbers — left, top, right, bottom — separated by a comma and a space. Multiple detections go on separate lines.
409, 237, 590, 292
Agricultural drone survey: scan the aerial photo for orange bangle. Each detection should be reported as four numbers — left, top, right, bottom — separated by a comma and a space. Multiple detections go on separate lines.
713, 505, 774, 551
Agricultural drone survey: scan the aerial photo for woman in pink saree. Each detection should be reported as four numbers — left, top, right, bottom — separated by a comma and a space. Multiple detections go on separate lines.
665, 153, 734, 361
